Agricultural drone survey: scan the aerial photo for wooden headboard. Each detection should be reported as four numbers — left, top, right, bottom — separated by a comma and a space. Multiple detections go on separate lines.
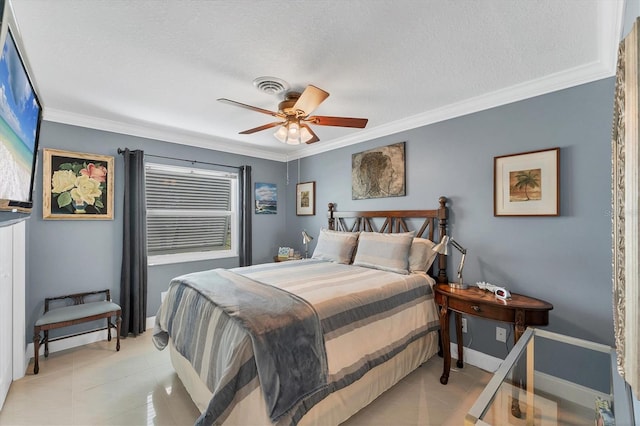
327, 196, 448, 283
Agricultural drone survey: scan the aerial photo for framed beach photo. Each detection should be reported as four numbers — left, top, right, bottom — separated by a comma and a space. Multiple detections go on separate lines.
43, 148, 114, 220
255, 182, 277, 214
296, 181, 315, 216
494, 148, 560, 216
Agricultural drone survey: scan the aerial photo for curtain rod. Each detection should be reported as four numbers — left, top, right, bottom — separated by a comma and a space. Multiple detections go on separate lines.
117, 148, 241, 170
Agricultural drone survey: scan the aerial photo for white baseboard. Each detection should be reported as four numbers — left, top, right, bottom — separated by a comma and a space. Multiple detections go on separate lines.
23, 316, 157, 374
451, 342, 504, 373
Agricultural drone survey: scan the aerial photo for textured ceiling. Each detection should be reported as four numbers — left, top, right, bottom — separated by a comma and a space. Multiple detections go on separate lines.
9, 0, 625, 161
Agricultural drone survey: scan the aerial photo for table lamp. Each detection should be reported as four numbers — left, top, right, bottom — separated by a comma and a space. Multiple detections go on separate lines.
432, 235, 468, 289
302, 230, 314, 259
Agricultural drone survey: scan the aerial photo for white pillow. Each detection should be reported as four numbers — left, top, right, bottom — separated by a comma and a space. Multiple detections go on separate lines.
352, 232, 415, 274
311, 229, 360, 264
409, 238, 438, 273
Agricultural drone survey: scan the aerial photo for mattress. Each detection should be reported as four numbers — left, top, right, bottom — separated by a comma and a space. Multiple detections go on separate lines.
154, 259, 441, 425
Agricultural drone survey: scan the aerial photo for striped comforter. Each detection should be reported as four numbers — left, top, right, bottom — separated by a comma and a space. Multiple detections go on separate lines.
153, 259, 440, 425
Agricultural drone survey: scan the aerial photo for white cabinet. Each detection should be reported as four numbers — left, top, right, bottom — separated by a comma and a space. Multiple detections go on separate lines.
0, 221, 26, 410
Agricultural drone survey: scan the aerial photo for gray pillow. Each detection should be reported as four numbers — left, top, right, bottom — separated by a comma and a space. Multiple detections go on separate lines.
409, 238, 438, 273
311, 229, 360, 264
352, 231, 415, 274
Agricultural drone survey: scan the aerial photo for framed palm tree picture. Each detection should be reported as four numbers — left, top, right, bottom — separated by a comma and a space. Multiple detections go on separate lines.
494, 148, 560, 216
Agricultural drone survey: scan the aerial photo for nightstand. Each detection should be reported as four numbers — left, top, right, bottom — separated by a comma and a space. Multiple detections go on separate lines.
433, 283, 553, 385
273, 256, 302, 262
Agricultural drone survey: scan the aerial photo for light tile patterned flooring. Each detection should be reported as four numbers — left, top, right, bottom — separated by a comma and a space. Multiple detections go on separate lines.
0, 332, 492, 425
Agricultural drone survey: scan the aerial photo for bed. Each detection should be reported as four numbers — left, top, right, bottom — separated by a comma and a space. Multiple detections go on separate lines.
153, 197, 449, 426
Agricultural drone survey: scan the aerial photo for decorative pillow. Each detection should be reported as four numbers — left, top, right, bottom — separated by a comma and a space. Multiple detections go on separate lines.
409, 238, 438, 273
311, 229, 360, 264
352, 231, 415, 274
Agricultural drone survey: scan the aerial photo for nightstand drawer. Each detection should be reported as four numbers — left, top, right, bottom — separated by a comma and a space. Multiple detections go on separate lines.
447, 298, 515, 323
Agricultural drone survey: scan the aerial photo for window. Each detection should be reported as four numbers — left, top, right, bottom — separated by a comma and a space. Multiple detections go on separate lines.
145, 162, 238, 265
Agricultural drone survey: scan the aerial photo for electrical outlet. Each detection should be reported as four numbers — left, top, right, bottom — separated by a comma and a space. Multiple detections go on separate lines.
461, 318, 468, 333
496, 327, 507, 342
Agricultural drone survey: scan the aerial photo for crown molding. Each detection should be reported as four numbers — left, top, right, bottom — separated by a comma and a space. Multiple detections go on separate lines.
44, 56, 614, 165
290, 59, 616, 160
42, 108, 289, 162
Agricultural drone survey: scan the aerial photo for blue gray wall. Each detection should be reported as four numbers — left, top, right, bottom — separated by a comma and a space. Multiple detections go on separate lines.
284, 77, 616, 359
25, 121, 288, 339
21, 77, 617, 362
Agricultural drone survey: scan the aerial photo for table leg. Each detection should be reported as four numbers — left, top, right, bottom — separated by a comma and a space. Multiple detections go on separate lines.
511, 310, 526, 418
439, 297, 451, 385
455, 312, 464, 368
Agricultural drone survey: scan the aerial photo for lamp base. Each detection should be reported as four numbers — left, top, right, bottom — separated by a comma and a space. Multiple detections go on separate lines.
448, 282, 468, 290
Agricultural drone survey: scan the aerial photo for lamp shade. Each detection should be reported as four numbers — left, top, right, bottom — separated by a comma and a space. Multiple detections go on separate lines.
432, 235, 450, 255
274, 125, 288, 143
273, 121, 314, 145
302, 230, 314, 244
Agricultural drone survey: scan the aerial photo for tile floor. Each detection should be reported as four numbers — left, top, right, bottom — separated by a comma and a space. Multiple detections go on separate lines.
0, 332, 493, 425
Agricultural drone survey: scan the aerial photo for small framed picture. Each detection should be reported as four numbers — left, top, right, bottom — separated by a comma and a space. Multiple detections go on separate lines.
43, 148, 114, 220
494, 148, 560, 216
296, 181, 315, 216
255, 182, 277, 214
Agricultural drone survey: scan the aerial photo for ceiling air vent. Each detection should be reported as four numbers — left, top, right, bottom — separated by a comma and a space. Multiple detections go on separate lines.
253, 76, 290, 95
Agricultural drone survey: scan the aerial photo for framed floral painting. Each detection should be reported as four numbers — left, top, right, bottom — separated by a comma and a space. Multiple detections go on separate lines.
43, 148, 114, 220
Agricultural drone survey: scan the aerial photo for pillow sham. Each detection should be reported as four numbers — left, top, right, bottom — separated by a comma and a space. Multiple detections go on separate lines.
352, 231, 415, 274
311, 229, 360, 264
409, 237, 438, 273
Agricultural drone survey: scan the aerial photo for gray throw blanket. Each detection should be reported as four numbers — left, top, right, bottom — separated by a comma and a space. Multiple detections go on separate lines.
157, 268, 328, 423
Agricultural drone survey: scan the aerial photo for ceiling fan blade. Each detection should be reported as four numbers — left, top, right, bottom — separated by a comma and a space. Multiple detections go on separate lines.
239, 121, 284, 134
300, 123, 320, 144
218, 98, 283, 118
307, 115, 368, 128
293, 85, 329, 116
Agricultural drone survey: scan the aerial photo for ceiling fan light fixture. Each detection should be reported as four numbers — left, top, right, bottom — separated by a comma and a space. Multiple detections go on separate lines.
286, 121, 301, 145
220, 84, 368, 145
274, 120, 313, 145
299, 126, 313, 143
274, 125, 288, 143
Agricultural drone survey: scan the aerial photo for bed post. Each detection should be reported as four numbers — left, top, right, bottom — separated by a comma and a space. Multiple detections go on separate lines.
328, 203, 336, 230
437, 196, 448, 284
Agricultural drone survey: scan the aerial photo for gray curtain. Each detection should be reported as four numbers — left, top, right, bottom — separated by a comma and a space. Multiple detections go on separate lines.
239, 165, 252, 266
119, 149, 148, 337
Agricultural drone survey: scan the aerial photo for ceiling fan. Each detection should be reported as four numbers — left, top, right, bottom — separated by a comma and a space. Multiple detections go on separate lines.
218, 85, 368, 145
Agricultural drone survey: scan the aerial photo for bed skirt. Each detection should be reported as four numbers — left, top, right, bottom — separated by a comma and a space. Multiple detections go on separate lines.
169, 330, 439, 425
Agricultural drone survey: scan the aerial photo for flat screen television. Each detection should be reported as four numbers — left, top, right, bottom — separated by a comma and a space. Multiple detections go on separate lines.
0, 15, 42, 214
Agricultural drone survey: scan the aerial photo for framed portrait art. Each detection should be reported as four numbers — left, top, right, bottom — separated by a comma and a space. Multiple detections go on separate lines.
352, 142, 405, 200
494, 148, 559, 217
296, 181, 315, 216
43, 148, 114, 220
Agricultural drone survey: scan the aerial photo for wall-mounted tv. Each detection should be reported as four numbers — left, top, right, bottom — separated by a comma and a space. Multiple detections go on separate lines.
0, 13, 42, 213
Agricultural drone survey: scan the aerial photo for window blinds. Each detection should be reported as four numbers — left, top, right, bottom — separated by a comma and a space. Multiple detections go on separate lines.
145, 164, 236, 257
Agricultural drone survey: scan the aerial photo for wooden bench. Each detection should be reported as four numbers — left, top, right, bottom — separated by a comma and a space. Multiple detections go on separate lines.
33, 289, 121, 374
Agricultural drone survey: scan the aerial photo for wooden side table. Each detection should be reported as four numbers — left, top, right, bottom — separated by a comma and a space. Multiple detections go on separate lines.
273, 256, 302, 262
433, 283, 553, 385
